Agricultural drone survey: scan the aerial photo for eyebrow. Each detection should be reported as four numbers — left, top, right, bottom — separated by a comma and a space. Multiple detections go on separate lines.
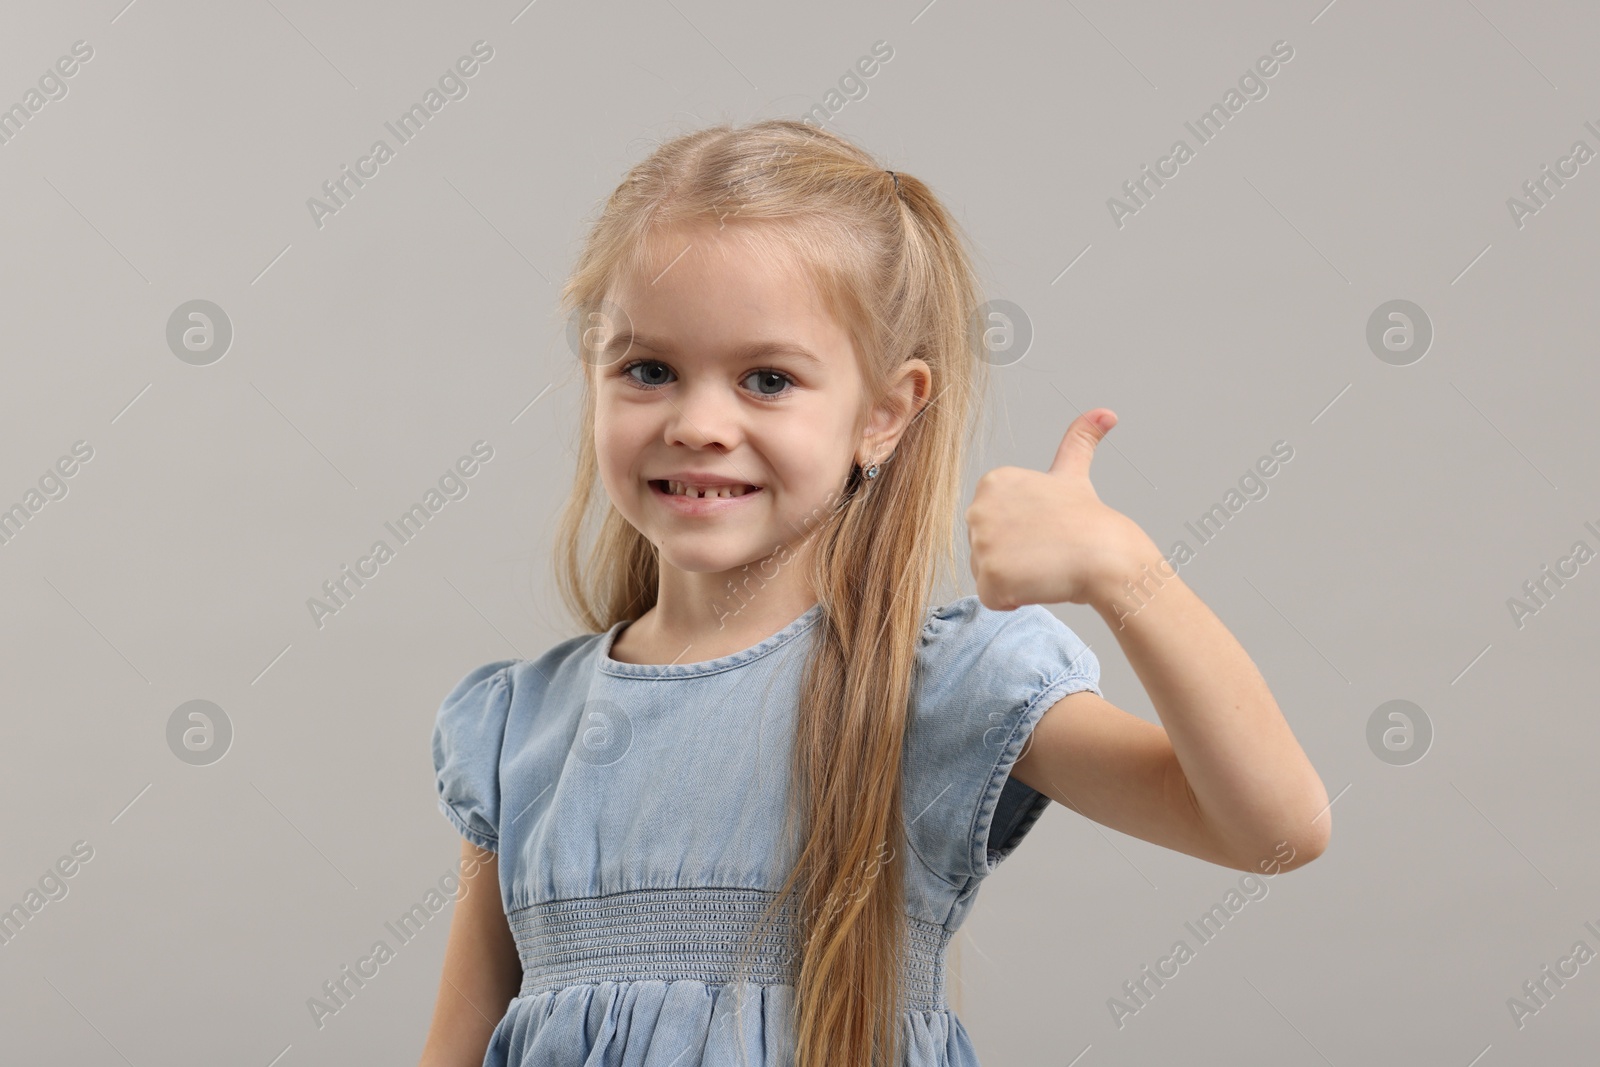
603, 332, 825, 367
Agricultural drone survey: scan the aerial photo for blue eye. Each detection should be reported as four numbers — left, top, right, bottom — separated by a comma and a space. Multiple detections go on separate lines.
617, 360, 795, 400
621, 360, 674, 388
743, 369, 794, 397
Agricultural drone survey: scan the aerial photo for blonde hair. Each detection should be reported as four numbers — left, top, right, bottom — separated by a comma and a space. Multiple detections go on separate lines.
553, 118, 989, 1067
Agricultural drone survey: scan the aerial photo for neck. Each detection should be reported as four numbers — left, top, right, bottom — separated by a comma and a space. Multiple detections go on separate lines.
634, 545, 819, 661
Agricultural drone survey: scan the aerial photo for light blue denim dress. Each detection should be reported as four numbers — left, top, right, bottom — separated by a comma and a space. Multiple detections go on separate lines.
432, 594, 1101, 1067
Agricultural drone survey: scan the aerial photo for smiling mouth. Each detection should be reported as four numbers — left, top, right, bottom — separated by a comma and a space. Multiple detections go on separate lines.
650, 480, 761, 499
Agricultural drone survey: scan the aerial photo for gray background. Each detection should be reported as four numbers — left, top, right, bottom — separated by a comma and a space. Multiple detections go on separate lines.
2, 0, 1596, 1063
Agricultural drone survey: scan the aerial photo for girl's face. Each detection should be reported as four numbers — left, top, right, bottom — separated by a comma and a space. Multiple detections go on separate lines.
592, 222, 897, 594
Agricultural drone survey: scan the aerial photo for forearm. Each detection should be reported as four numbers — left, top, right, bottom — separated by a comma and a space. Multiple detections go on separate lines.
1090, 549, 1331, 868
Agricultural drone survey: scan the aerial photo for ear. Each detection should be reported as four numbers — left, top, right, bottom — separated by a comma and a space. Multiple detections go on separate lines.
860, 358, 933, 462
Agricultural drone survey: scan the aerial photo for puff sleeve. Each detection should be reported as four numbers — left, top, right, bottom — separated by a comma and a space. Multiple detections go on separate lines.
431, 660, 518, 853
904, 596, 1101, 885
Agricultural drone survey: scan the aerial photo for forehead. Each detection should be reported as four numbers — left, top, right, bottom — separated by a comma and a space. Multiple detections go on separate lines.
602, 223, 856, 365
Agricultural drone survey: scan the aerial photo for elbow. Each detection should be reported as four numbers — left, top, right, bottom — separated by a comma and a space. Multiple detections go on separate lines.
1226, 802, 1332, 875
1228, 825, 1326, 875
1188, 762, 1334, 874
1283, 818, 1330, 871
1264, 772, 1334, 872
1302, 810, 1332, 864
1293, 776, 1334, 866
1267, 805, 1332, 873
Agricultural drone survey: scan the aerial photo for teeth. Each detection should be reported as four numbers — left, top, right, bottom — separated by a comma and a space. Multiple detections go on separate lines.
665, 481, 755, 499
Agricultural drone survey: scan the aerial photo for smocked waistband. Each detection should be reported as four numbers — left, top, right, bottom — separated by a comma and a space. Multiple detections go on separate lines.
509, 886, 950, 1011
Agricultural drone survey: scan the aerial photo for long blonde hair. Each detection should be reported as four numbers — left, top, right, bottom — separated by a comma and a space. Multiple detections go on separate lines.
553, 118, 988, 1067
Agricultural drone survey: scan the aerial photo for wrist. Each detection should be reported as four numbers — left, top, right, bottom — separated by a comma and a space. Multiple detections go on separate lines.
1088, 542, 1181, 620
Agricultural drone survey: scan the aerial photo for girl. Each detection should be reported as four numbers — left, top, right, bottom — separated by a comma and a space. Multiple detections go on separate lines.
419, 119, 1329, 1067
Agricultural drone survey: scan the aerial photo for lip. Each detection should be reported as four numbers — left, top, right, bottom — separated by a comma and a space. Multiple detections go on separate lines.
648, 479, 764, 515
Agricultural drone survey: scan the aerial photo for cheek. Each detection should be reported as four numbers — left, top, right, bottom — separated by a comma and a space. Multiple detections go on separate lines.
790, 412, 855, 468
769, 426, 852, 494
593, 401, 642, 468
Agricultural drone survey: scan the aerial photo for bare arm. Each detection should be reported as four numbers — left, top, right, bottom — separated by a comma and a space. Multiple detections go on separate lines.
1089, 556, 1330, 868
1013, 561, 1330, 872
418, 841, 523, 1067
970, 411, 1329, 872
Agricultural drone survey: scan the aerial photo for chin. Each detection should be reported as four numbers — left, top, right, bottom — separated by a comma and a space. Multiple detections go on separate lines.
652, 540, 767, 575
656, 552, 754, 575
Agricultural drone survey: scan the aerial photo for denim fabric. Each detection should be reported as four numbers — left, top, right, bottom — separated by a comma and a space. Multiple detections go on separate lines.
432, 594, 1101, 1067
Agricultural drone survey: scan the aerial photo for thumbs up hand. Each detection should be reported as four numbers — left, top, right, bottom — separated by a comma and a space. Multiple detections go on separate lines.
965, 409, 1161, 611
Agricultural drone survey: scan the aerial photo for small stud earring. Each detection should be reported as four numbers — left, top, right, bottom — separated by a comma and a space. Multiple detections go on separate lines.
864, 463, 880, 480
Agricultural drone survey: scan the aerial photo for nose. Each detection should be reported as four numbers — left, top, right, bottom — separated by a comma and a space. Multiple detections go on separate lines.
662, 379, 743, 452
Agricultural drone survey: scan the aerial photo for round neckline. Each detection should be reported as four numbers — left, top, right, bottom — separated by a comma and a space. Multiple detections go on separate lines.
597, 602, 826, 679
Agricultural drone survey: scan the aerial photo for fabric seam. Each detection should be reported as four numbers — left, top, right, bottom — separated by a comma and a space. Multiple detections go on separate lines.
596, 607, 824, 679
967, 667, 1103, 880
438, 795, 499, 853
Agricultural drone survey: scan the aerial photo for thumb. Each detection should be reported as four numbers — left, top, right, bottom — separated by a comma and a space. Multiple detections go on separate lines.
1046, 409, 1116, 478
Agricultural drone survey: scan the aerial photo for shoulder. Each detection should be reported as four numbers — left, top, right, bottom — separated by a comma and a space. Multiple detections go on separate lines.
916, 594, 1099, 697
439, 659, 517, 707
435, 630, 610, 729
430, 630, 610, 852
901, 596, 1103, 887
